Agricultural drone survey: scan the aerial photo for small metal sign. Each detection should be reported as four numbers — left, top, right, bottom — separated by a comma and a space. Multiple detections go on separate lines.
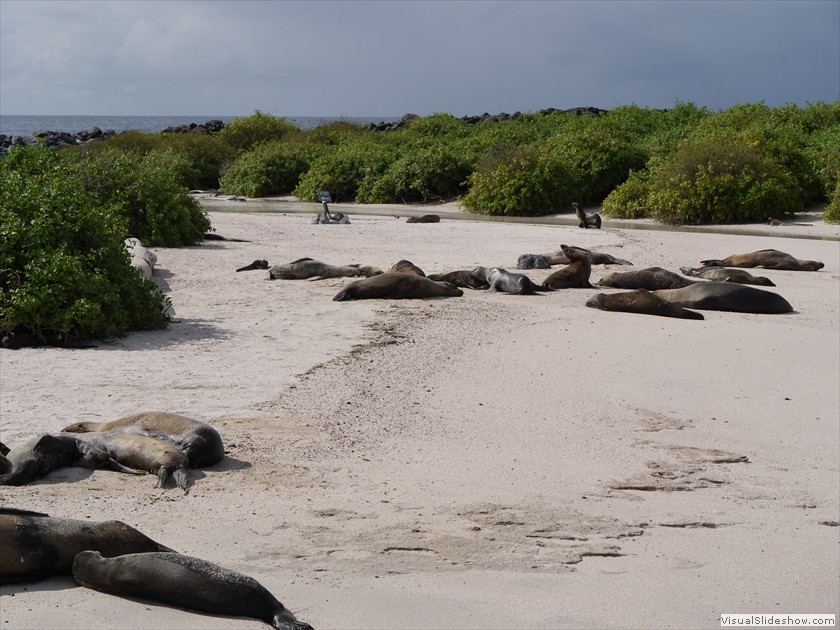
317, 190, 332, 203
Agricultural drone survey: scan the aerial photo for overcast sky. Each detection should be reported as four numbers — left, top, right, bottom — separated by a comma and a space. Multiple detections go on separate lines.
1, 0, 838, 117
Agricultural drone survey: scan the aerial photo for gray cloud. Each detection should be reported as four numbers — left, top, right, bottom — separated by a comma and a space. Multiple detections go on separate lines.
1, 0, 837, 116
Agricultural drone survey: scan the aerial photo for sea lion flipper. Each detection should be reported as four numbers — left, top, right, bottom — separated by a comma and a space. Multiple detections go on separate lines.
107, 459, 144, 475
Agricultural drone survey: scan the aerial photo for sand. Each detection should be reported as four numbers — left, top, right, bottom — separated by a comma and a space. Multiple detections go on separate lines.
1, 203, 838, 629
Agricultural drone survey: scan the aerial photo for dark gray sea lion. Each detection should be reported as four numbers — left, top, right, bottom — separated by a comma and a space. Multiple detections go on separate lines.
486, 268, 551, 295
389, 259, 426, 276
573, 202, 602, 229
204, 233, 251, 243
700, 249, 824, 271
586, 290, 705, 320
333, 273, 463, 301
516, 254, 551, 269
0, 508, 173, 584
72, 551, 313, 630
268, 258, 381, 280
406, 214, 441, 223
599, 267, 697, 290
0, 434, 139, 486
653, 282, 793, 314
62, 411, 224, 469
542, 244, 592, 289
427, 267, 490, 289
680, 266, 775, 286
71, 432, 190, 489
236, 259, 270, 272
542, 246, 632, 266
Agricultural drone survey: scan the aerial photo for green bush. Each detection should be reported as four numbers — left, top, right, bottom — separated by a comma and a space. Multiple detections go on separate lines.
601, 169, 654, 218
824, 181, 839, 223
220, 141, 312, 197
0, 147, 170, 343
218, 111, 300, 152
293, 142, 394, 202
647, 131, 802, 224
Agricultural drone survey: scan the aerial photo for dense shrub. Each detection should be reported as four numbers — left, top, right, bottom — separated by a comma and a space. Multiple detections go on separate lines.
0, 147, 170, 343
220, 141, 313, 197
218, 111, 300, 152
293, 142, 395, 202
601, 169, 654, 218
824, 181, 840, 223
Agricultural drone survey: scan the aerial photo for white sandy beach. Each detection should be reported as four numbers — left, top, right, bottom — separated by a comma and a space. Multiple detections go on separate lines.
1, 203, 838, 629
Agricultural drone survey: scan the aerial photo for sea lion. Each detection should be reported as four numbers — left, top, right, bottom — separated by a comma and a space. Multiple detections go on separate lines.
486, 268, 551, 295
389, 259, 426, 276
427, 267, 490, 289
72, 551, 312, 630
680, 266, 775, 286
333, 273, 463, 301
699, 249, 824, 271
236, 259, 270, 272
653, 282, 793, 314
598, 267, 697, 290
0, 434, 139, 486
406, 214, 441, 223
204, 233, 251, 242
125, 238, 157, 280
516, 254, 551, 269
268, 258, 381, 280
573, 202, 602, 229
586, 290, 705, 320
541, 246, 632, 266
0, 508, 173, 584
542, 244, 592, 289
71, 432, 190, 489
62, 411, 224, 469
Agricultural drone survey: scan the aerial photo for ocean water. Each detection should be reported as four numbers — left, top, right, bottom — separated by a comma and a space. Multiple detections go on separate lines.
0, 115, 400, 137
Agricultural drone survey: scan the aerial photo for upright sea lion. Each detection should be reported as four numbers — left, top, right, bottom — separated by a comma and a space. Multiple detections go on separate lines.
0, 508, 173, 584
541, 246, 632, 266
486, 268, 551, 295
516, 254, 552, 269
268, 258, 381, 280
389, 259, 426, 276
680, 266, 775, 286
72, 551, 312, 630
598, 267, 697, 290
573, 202, 602, 229
653, 282, 793, 314
700, 249, 824, 271
406, 214, 441, 223
333, 273, 463, 301
427, 267, 490, 289
586, 290, 704, 320
62, 411, 224, 468
542, 244, 592, 289
0, 434, 139, 486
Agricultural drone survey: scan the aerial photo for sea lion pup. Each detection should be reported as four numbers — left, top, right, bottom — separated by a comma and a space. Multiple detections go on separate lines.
406, 214, 441, 223
653, 282, 794, 314
542, 244, 592, 289
486, 267, 551, 295
541, 245, 632, 266
680, 266, 775, 286
72, 552, 313, 630
0, 434, 140, 486
0, 508, 173, 584
62, 411, 224, 469
516, 254, 551, 269
389, 259, 426, 276
598, 267, 697, 290
573, 202, 602, 229
700, 249, 824, 271
586, 290, 704, 320
236, 259, 270, 272
427, 267, 490, 289
333, 273, 463, 301
268, 258, 380, 280
71, 432, 190, 489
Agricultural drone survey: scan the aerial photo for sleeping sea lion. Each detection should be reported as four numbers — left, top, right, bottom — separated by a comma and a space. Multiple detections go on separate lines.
598, 267, 697, 290
333, 273, 463, 301
541, 246, 632, 266
653, 282, 793, 314
389, 259, 426, 276
586, 290, 704, 320
516, 254, 552, 269
573, 202, 602, 229
486, 268, 551, 295
427, 267, 490, 289
699, 249, 823, 271
542, 244, 592, 289
236, 259, 270, 272
406, 214, 441, 223
72, 551, 312, 630
268, 258, 381, 280
0, 508, 173, 584
680, 266, 775, 286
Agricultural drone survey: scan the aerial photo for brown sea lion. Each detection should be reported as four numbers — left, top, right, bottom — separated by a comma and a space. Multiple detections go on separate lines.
516, 254, 552, 269
333, 273, 463, 301
406, 214, 441, 223
73, 551, 312, 630
486, 268, 551, 294
389, 259, 426, 276
541, 246, 632, 266
598, 267, 697, 290
236, 259, 269, 272
586, 290, 705, 320
542, 244, 592, 289
573, 202, 602, 229
700, 249, 824, 271
653, 282, 793, 313
62, 411, 224, 469
680, 266, 775, 286
427, 267, 490, 289
0, 508, 173, 584
268, 258, 381, 280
